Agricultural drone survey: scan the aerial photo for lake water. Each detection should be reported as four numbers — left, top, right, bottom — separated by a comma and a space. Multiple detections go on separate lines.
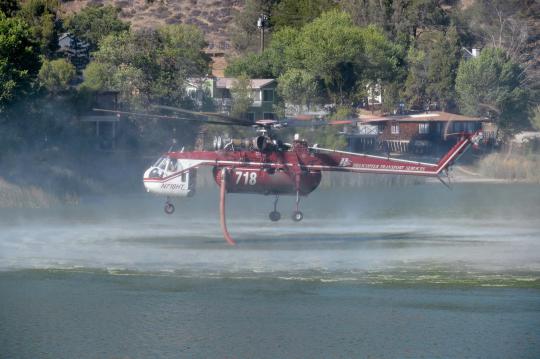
1, 183, 539, 358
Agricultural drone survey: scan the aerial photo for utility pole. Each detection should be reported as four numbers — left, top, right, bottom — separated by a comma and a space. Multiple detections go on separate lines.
257, 14, 268, 54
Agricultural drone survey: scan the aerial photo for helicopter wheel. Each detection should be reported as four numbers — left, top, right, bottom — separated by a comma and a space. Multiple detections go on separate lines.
269, 211, 281, 222
164, 202, 175, 215
291, 211, 303, 222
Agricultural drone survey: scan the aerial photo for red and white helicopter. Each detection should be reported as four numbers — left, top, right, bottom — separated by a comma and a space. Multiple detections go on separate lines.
98, 107, 482, 245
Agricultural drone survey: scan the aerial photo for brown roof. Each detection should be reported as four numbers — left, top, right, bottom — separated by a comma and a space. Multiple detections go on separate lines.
216, 77, 275, 89
292, 114, 316, 121
359, 111, 487, 123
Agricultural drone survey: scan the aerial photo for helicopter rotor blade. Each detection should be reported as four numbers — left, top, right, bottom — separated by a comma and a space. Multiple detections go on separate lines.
285, 117, 354, 128
152, 105, 254, 126
92, 108, 254, 127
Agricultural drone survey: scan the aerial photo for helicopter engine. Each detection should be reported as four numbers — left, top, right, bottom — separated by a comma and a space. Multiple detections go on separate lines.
254, 135, 272, 152
213, 135, 276, 152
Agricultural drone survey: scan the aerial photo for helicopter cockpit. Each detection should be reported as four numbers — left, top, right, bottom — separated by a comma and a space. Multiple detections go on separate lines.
147, 157, 180, 178
143, 156, 196, 197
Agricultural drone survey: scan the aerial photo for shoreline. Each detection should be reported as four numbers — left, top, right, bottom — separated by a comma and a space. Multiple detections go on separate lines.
0, 173, 535, 209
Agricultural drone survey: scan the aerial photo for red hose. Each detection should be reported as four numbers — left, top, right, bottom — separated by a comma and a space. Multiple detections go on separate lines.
219, 168, 236, 245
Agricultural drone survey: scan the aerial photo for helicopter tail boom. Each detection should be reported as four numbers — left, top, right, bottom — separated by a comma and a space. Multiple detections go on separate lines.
310, 132, 481, 177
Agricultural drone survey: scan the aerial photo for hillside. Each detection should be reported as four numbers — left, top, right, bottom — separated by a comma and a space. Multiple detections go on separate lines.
59, 0, 539, 78
61, 0, 240, 55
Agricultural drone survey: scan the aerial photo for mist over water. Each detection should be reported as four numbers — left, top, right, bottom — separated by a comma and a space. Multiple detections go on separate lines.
1, 182, 539, 285
1, 182, 540, 359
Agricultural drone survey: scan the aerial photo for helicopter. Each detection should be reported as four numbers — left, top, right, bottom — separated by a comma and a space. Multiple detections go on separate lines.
96, 107, 482, 245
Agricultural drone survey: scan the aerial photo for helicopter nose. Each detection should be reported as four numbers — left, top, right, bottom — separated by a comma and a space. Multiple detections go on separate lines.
143, 167, 156, 193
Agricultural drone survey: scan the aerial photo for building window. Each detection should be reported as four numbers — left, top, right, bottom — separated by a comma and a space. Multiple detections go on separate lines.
245, 113, 255, 122
465, 122, 475, 133
453, 122, 466, 133
250, 90, 260, 101
418, 123, 429, 134
391, 123, 400, 135
263, 112, 275, 120
262, 89, 274, 102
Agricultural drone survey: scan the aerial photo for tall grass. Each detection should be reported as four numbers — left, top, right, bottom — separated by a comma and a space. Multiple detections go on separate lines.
0, 178, 59, 208
477, 153, 540, 183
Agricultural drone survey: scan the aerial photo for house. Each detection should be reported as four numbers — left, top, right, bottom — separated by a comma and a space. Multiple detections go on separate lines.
346, 111, 492, 154
462, 47, 480, 60
185, 77, 278, 121
57, 33, 90, 72
79, 91, 120, 150
213, 77, 277, 121
366, 82, 382, 108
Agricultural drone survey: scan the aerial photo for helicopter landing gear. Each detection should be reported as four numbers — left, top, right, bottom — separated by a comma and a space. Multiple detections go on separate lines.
291, 190, 303, 222
292, 211, 303, 222
164, 198, 175, 215
269, 211, 281, 221
269, 195, 281, 222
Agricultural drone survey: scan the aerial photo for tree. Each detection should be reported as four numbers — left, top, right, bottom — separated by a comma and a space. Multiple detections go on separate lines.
230, 74, 253, 119
228, 10, 402, 107
81, 25, 211, 150
18, 0, 60, 58
340, 0, 448, 46
0, 13, 41, 110
455, 47, 530, 135
229, 0, 277, 53
0, 0, 20, 17
83, 25, 210, 107
224, 52, 274, 78
38, 58, 76, 94
460, 0, 530, 60
277, 69, 319, 110
456, 0, 538, 108
395, 0, 448, 39
225, 26, 299, 78
82, 25, 211, 150
64, 5, 130, 51
340, 0, 392, 34
271, 0, 335, 30
81, 62, 113, 91
403, 27, 460, 111
292, 11, 401, 104
282, 10, 363, 104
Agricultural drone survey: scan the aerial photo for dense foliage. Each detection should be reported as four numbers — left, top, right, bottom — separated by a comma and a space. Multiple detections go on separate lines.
456, 48, 530, 135
64, 5, 130, 50
0, 12, 40, 109
82, 25, 210, 108
227, 11, 402, 106
227, 0, 537, 133
38, 58, 76, 94
0, 0, 538, 156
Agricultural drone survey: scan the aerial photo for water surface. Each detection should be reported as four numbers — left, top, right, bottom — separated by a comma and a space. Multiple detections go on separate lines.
1, 183, 539, 358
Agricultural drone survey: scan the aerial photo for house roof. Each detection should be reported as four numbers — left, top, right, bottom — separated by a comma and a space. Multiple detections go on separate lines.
59, 33, 73, 41
292, 114, 316, 121
216, 77, 275, 89
185, 77, 213, 87
359, 111, 487, 123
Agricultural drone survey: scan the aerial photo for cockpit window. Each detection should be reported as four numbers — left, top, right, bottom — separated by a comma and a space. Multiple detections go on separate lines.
167, 159, 178, 172
158, 158, 168, 170
153, 157, 164, 167
149, 168, 162, 178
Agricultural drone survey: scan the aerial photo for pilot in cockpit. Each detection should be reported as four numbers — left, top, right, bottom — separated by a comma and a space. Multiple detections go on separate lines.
167, 158, 178, 172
